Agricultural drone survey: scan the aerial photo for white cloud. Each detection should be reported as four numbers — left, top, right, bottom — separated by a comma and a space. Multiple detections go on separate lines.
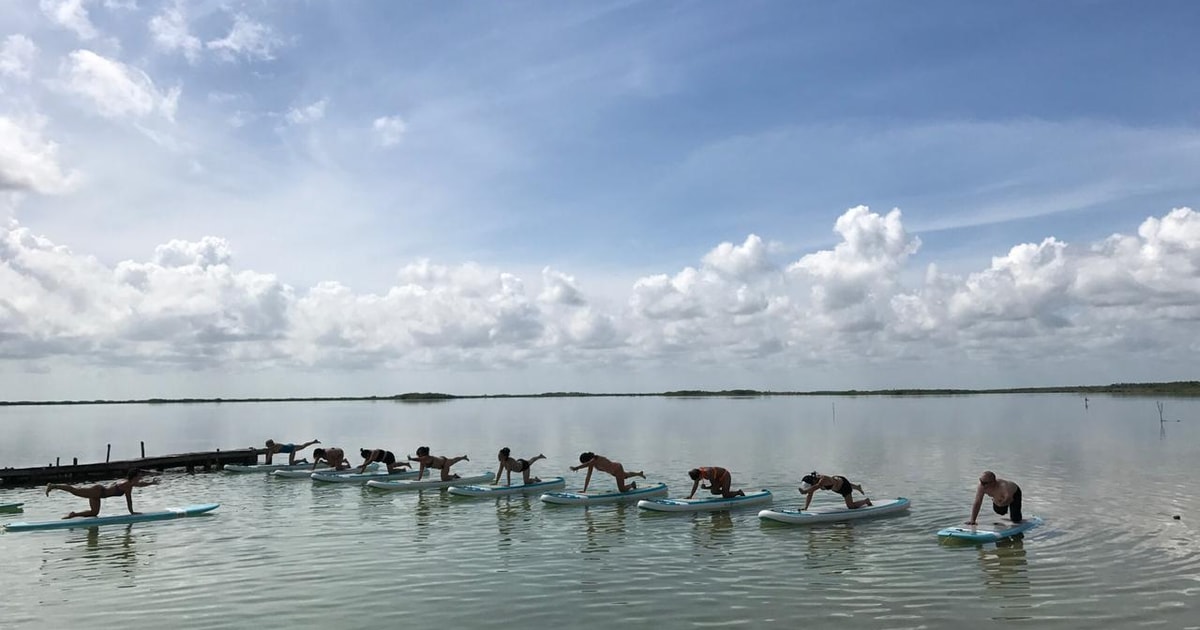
285, 99, 326, 125
60, 49, 180, 121
539, 267, 586, 306
149, 2, 201, 63
0, 35, 38, 80
372, 115, 406, 147
40, 0, 97, 41
0, 115, 78, 194
206, 14, 282, 62
701, 234, 773, 280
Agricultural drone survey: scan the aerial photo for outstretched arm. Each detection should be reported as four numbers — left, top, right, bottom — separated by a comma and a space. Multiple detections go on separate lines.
967, 486, 985, 525
686, 478, 701, 500
802, 488, 818, 510
125, 490, 138, 515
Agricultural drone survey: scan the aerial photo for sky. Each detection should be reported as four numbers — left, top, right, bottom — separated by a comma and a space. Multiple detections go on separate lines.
0, 0, 1198, 400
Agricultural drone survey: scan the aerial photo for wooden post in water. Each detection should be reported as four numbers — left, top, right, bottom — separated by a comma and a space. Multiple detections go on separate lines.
141, 441, 146, 458
56, 457, 60, 467
73, 457, 78, 465
106, 444, 111, 463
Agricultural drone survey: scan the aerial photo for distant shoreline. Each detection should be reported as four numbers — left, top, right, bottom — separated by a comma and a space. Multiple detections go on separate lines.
2, 381, 1197, 407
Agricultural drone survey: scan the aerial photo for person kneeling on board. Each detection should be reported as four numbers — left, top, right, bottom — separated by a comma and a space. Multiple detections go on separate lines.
967, 470, 1022, 525
311, 447, 351, 471
686, 466, 745, 499
45, 469, 159, 519
264, 438, 320, 465
409, 446, 469, 481
570, 452, 645, 493
800, 472, 873, 510
360, 448, 410, 474
494, 448, 546, 485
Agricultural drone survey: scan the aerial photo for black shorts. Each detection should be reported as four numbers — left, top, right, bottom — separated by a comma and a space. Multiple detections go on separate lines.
515, 458, 529, 472
383, 451, 396, 465
992, 487, 1023, 522
834, 476, 854, 498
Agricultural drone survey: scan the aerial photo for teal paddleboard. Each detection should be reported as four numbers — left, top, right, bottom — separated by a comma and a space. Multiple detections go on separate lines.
4, 504, 219, 532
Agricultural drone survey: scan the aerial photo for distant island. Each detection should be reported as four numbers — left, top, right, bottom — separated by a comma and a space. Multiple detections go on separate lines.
1, 381, 1197, 407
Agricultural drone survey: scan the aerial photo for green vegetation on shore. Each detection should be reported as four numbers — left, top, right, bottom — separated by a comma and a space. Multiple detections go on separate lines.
2, 381, 1198, 407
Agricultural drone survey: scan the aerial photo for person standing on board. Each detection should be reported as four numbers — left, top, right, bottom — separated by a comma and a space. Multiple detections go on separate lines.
44, 470, 159, 519
311, 447, 352, 471
360, 448, 409, 473
967, 470, 1023, 525
493, 448, 546, 485
799, 471, 873, 510
409, 446, 469, 481
264, 438, 320, 465
570, 452, 645, 493
686, 466, 745, 499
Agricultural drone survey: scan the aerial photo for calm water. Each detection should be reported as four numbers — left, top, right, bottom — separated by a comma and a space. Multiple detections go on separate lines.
1, 395, 1198, 629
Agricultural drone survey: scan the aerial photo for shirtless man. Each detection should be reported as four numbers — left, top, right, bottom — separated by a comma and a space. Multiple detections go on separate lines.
360, 448, 410, 474
569, 452, 645, 493
968, 470, 1023, 524
494, 447, 546, 485
409, 446, 469, 481
264, 438, 320, 465
687, 466, 745, 499
45, 470, 159, 519
800, 471, 872, 510
310, 447, 351, 471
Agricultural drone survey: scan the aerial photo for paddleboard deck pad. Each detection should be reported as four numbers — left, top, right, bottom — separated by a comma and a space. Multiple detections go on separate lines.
938, 515, 1043, 542
224, 461, 313, 473
367, 473, 494, 492
759, 497, 911, 525
272, 463, 379, 479
4, 503, 219, 532
310, 469, 419, 483
448, 477, 566, 497
540, 482, 669, 505
638, 489, 773, 513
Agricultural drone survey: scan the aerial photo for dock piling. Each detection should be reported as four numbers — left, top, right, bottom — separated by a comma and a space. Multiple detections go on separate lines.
106, 444, 111, 463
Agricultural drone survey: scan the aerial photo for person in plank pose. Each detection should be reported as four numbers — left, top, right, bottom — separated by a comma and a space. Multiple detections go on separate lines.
264, 438, 320, 465
311, 447, 352, 471
45, 470, 159, 519
570, 452, 645, 493
967, 470, 1023, 525
493, 448, 546, 485
360, 448, 410, 473
800, 471, 873, 510
686, 466, 745, 499
409, 446, 469, 481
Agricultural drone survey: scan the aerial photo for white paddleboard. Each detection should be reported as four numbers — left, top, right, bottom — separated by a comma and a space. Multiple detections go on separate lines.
759, 497, 911, 525
638, 489, 773, 513
447, 477, 566, 497
540, 482, 669, 506
0, 501, 24, 512
938, 515, 1043, 542
310, 469, 420, 484
271, 463, 378, 479
366, 472, 494, 492
4, 503, 219, 532
224, 461, 313, 473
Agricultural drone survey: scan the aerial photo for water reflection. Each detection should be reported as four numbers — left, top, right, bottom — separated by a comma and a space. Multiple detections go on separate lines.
690, 511, 734, 554
413, 490, 453, 542
496, 495, 535, 549
581, 504, 629, 554
40, 524, 140, 586
800, 524, 860, 573
979, 539, 1033, 620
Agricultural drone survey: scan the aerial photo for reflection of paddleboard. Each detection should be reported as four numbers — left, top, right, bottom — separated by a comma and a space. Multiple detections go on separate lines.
448, 477, 565, 497
224, 461, 314, 473
310, 469, 419, 484
759, 497, 911, 525
272, 463, 378, 479
938, 516, 1043, 542
0, 502, 25, 512
638, 489, 773, 513
5, 504, 219, 532
367, 473, 494, 492
540, 482, 669, 506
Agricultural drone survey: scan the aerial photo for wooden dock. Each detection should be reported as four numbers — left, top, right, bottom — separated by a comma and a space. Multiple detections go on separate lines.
0, 448, 264, 487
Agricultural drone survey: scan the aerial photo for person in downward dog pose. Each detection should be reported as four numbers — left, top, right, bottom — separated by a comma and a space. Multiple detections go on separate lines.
570, 452, 645, 493
494, 447, 546, 485
359, 448, 410, 473
800, 471, 873, 510
409, 446, 469, 481
967, 470, 1023, 525
264, 438, 320, 465
686, 466, 745, 499
311, 447, 352, 471
45, 470, 159, 519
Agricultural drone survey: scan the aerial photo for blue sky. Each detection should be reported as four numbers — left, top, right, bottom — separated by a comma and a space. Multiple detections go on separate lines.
1, 1, 1198, 399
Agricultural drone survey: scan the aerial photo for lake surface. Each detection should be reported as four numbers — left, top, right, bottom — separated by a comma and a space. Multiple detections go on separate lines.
1, 395, 1198, 629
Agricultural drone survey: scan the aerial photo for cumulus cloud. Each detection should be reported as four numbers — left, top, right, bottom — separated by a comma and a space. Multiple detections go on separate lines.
60, 50, 180, 121
539, 267, 586, 306
149, 2, 202, 63
285, 99, 326, 125
40, 0, 97, 41
0, 35, 38, 80
207, 14, 282, 62
0, 115, 78, 194
372, 115, 406, 147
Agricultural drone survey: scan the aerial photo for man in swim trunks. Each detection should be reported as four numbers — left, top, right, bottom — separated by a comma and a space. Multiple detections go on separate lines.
570, 452, 645, 493
686, 466, 745, 499
968, 470, 1023, 524
311, 447, 351, 471
45, 469, 159, 519
409, 446, 470, 481
493, 447, 546, 485
360, 448, 410, 473
800, 471, 873, 510
264, 438, 320, 465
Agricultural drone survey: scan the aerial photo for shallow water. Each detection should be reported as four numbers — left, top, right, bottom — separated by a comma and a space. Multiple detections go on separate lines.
1, 395, 1198, 628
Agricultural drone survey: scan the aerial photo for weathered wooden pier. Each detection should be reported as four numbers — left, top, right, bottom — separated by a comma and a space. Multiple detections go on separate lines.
0, 448, 264, 487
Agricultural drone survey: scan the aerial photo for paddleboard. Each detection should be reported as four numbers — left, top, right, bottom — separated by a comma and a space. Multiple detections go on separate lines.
310, 469, 420, 484
758, 497, 910, 525
4, 503, 219, 532
271, 463, 378, 479
447, 477, 565, 497
0, 502, 25, 512
224, 461, 313, 473
540, 482, 669, 506
938, 515, 1043, 543
366, 472, 494, 492
638, 489, 773, 513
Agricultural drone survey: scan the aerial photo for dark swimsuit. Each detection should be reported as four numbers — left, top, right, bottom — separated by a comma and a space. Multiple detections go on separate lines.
514, 458, 530, 472
992, 486, 1023, 522
830, 476, 854, 498
101, 484, 125, 498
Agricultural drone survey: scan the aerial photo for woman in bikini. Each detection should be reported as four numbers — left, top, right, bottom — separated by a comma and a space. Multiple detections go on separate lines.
570, 452, 645, 493
311, 447, 351, 471
264, 438, 320, 465
409, 446, 469, 481
800, 471, 872, 510
359, 448, 410, 473
494, 448, 546, 485
45, 470, 159, 519
686, 466, 745, 499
